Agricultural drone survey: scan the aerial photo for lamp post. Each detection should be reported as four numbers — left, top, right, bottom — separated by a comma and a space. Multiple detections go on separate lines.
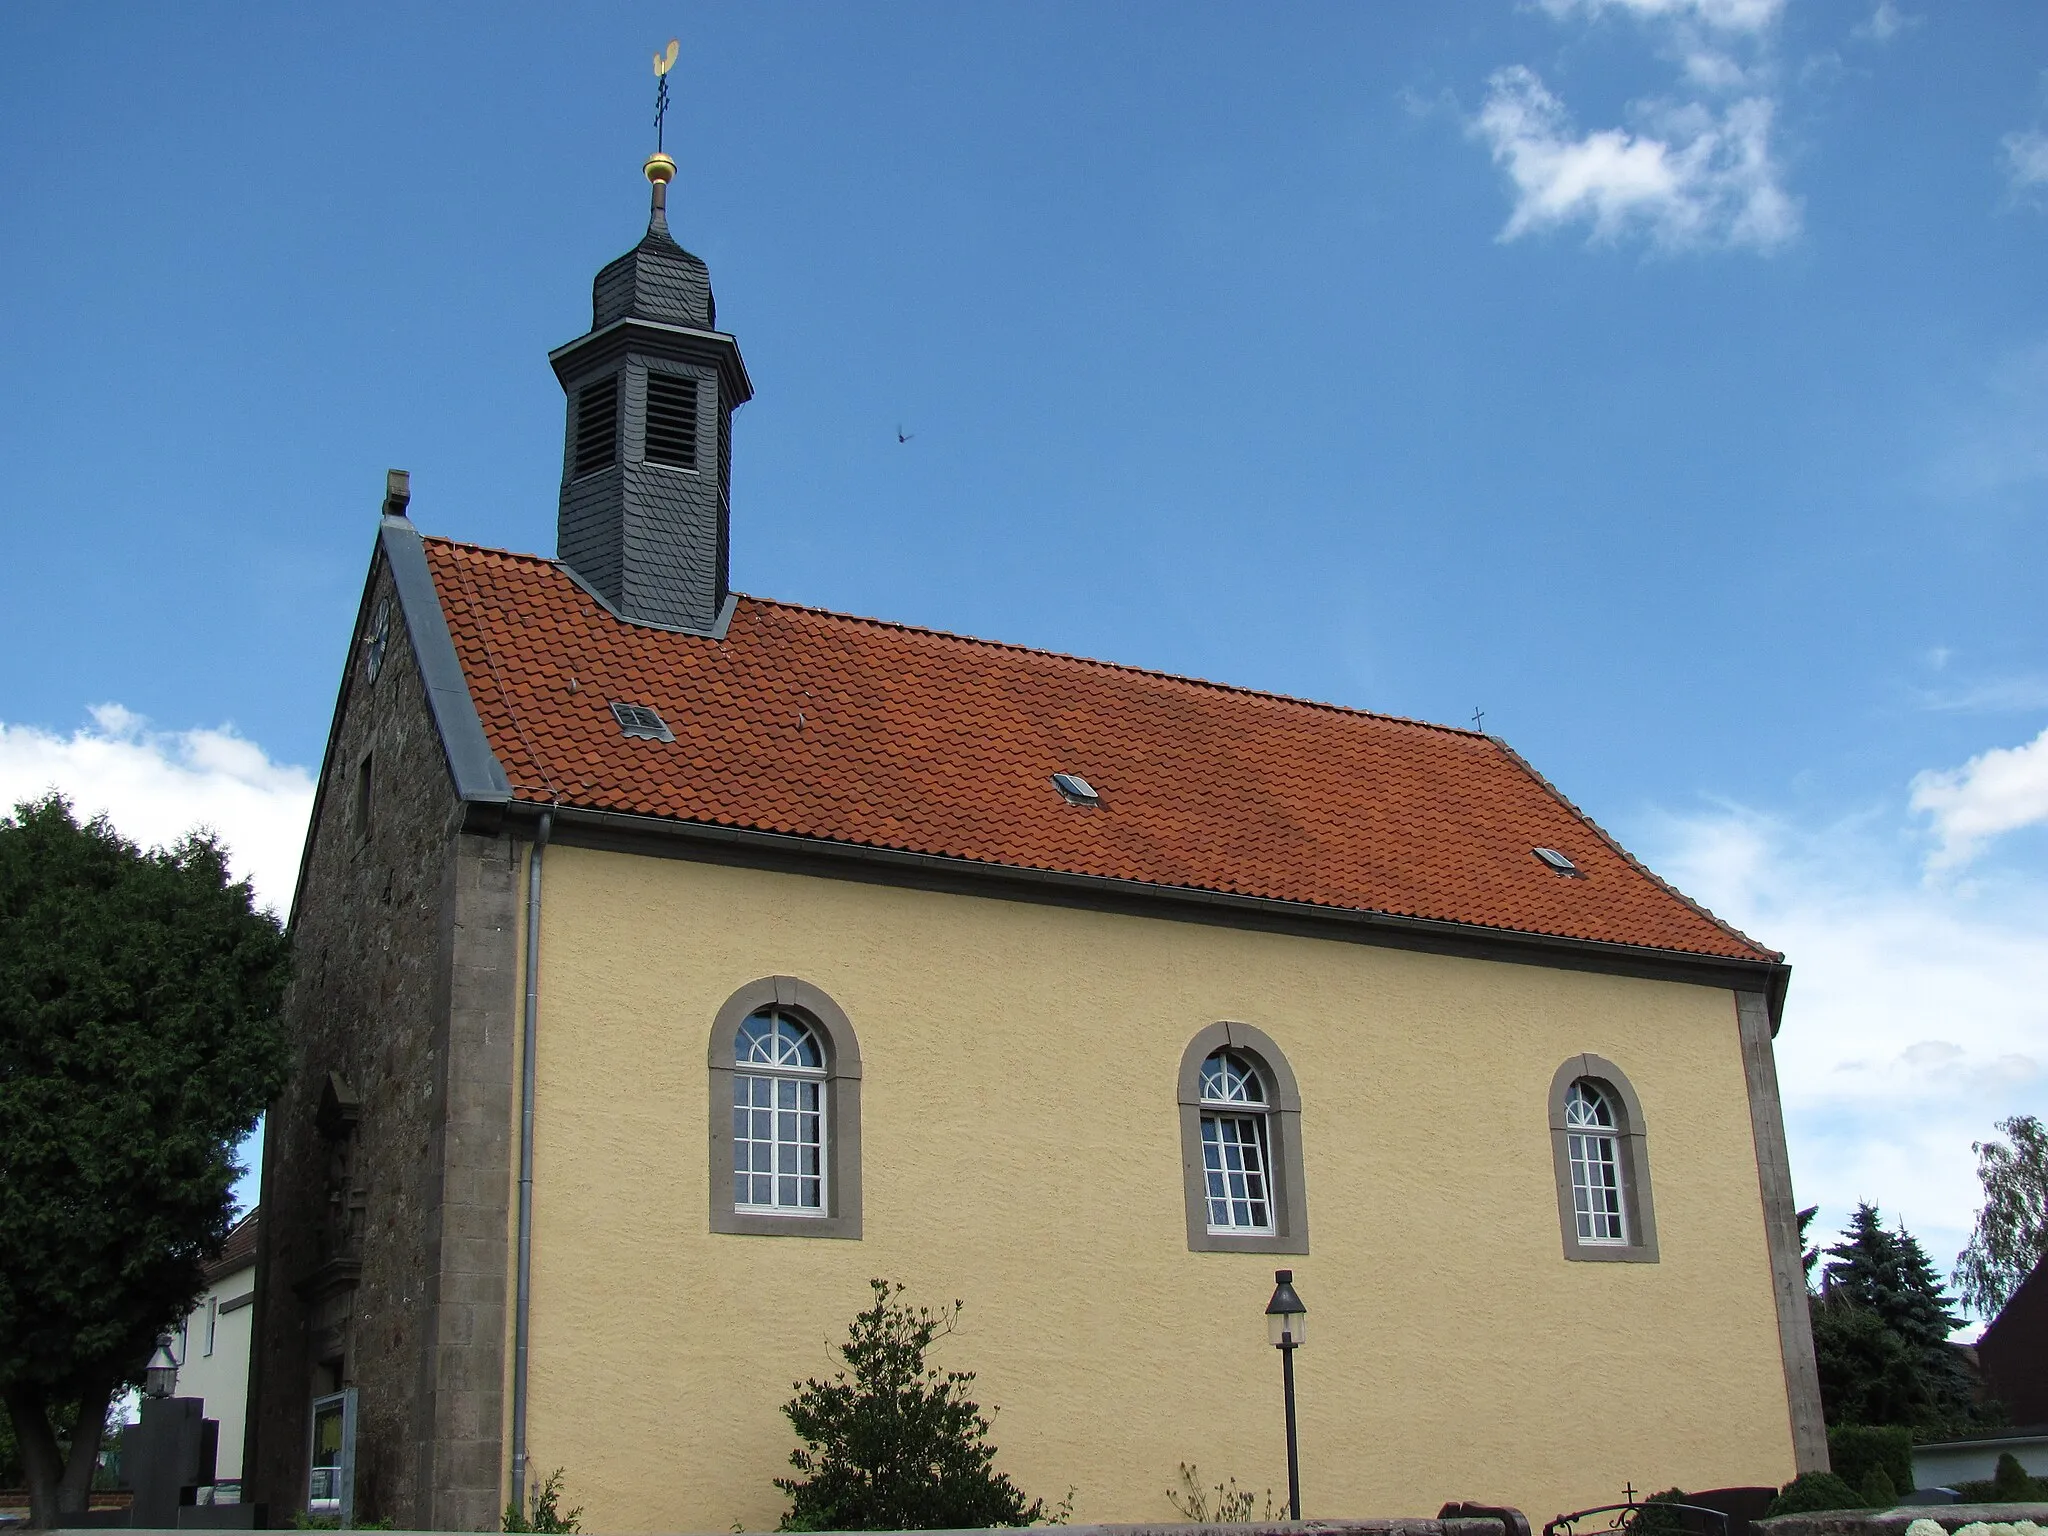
1265, 1269, 1307, 1521
143, 1341, 180, 1400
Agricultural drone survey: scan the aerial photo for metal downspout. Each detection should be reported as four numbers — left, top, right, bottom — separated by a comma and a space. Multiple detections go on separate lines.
510, 810, 551, 1517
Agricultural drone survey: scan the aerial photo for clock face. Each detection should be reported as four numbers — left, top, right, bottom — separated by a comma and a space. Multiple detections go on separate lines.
365, 599, 391, 683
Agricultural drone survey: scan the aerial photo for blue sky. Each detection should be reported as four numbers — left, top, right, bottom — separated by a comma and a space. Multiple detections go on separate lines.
3, 2, 2042, 1313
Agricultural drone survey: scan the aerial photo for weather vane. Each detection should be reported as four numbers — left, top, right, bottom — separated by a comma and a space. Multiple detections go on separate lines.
652, 38, 679, 153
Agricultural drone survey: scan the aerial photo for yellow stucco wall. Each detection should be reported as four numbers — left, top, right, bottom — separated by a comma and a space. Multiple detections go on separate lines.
514, 845, 1795, 1533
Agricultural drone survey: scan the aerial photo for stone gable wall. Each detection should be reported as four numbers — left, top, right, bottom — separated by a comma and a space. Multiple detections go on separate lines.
247, 546, 519, 1531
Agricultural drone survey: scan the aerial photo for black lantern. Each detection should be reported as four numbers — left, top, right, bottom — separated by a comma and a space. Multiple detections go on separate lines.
143, 1342, 180, 1399
1265, 1270, 1306, 1519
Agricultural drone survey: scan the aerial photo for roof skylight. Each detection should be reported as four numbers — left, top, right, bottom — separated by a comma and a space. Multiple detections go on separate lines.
610, 701, 675, 742
1532, 846, 1580, 875
1051, 772, 1101, 807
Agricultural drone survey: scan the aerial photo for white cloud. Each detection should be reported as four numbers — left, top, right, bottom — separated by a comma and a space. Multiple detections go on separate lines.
1910, 726, 2048, 872
1645, 797, 2047, 1318
1538, 0, 1785, 31
1913, 674, 2048, 714
0, 704, 315, 914
2004, 128, 2048, 203
1680, 47, 1757, 91
1853, 2, 1919, 43
1471, 66, 1799, 249
1473, 0, 1798, 252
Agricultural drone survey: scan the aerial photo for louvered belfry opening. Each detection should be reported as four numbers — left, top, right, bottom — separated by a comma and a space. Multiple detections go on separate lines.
552, 166, 751, 633
644, 372, 699, 470
572, 377, 619, 478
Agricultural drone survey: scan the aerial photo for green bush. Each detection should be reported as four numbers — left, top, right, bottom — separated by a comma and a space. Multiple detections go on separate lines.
1856, 1467, 1897, 1508
1628, 1488, 1690, 1536
775, 1280, 1047, 1530
1995, 1452, 2047, 1501
1828, 1425, 1915, 1496
1952, 1452, 2048, 1503
1764, 1471, 1865, 1516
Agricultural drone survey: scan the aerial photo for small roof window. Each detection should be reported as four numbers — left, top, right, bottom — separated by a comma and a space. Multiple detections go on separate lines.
610, 701, 674, 742
1533, 846, 1580, 876
1051, 772, 1101, 807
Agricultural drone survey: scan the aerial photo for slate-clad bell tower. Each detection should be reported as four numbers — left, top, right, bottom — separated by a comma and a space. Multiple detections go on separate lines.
551, 151, 752, 633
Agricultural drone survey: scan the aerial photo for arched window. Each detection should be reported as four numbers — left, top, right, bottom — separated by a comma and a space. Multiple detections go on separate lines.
733, 1010, 826, 1213
1564, 1080, 1625, 1244
1199, 1051, 1273, 1233
1177, 1023, 1308, 1254
708, 978, 862, 1239
1548, 1055, 1658, 1263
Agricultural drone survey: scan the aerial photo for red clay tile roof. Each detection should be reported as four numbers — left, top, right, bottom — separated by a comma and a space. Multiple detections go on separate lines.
425, 538, 1775, 963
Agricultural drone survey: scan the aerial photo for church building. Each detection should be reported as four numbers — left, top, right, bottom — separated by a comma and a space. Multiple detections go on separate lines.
246, 143, 1826, 1533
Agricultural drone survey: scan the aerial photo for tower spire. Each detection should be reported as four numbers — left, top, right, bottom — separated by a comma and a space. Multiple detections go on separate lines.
545, 40, 752, 635
646, 39, 680, 233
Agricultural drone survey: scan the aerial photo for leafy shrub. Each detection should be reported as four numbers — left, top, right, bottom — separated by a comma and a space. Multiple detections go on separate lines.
1631, 1488, 1691, 1536
1167, 1463, 1275, 1523
503, 1468, 583, 1533
1764, 1471, 1865, 1516
1995, 1452, 2048, 1501
1857, 1467, 1898, 1508
1951, 1452, 2048, 1503
1829, 1426, 1915, 1497
775, 1280, 1047, 1531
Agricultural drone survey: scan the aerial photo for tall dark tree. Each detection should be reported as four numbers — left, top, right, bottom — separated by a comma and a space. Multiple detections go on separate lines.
1815, 1203, 1977, 1429
1811, 1300, 1934, 1428
1954, 1115, 2048, 1319
0, 796, 290, 1528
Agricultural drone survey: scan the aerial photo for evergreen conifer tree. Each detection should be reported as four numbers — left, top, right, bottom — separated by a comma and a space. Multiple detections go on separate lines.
1818, 1203, 1978, 1429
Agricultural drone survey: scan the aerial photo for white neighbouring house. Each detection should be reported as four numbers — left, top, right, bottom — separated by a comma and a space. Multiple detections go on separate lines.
168, 1208, 259, 1500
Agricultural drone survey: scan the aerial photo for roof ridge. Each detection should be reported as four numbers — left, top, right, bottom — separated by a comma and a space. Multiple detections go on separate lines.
422, 535, 1486, 742
1485, 736, 1780, 963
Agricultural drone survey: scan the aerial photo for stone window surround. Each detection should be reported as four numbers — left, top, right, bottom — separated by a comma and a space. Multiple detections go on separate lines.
1177, 1021, 1309, 1255
1548, 1053, 1659, 1263
707, 976, 862, 1239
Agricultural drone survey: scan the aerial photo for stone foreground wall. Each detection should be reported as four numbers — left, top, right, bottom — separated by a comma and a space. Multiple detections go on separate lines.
90, 1521, 1523, 1536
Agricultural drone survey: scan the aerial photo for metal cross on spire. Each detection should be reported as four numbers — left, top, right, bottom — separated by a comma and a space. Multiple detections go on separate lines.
652, 38, 680, 152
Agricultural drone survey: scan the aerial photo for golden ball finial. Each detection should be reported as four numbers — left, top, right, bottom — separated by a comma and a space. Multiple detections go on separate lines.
643, 152, 677, 186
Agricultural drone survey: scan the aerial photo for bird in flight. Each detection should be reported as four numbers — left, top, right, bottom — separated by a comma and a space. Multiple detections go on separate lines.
896, 425, 915, 444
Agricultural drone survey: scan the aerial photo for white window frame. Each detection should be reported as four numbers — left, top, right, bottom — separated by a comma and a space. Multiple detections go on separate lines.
1565, 1080, 1627, 1245
1199, 1050, 1276, 1236
731, 1008, 829, 1218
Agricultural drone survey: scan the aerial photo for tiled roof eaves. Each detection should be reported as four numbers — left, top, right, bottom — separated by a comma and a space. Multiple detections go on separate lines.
1486, 735, 1780, 963
525, 799, 1792, 992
